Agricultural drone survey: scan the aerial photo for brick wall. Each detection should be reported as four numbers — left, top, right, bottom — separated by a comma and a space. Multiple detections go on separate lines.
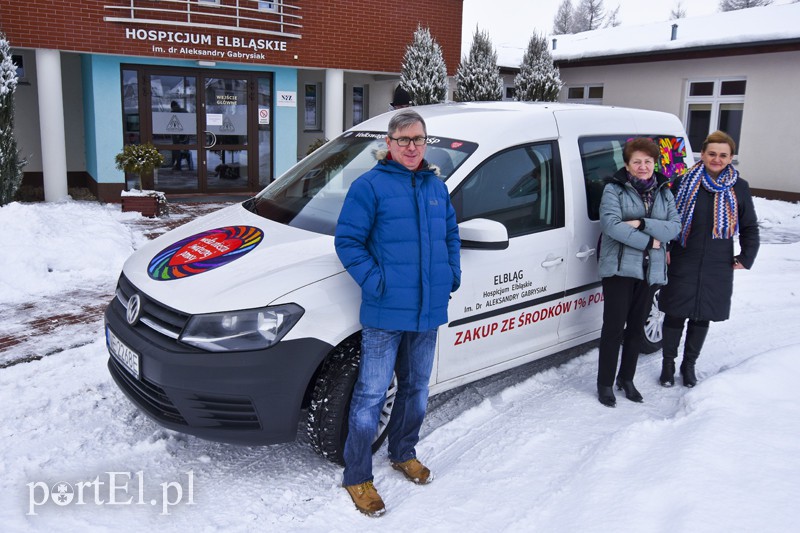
0, 0, 463, 74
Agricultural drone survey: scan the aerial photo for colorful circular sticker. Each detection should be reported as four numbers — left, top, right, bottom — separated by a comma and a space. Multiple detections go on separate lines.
148, 226, 264, 280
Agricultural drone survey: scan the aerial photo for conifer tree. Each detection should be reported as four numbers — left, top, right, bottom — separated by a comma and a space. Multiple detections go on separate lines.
454, 27, 503, 102
0, 34, 25, 206
553, 0, 574, 34
604, 5, 621, 27
573, 0, 607, 32
670, 1, 687, 19
555, 0, 616, 34
400, 25, 448, 105
720, 0, 772, 10
514, 33, 562, 102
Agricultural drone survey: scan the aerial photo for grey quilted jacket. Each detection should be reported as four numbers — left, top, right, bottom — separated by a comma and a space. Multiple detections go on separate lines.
598, 169, 681, 286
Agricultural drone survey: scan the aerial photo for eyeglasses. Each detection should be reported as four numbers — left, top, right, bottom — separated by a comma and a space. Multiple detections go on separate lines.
388, 136, 427, 147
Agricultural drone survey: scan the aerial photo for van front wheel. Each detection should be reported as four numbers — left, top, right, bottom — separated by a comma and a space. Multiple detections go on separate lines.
306, 336, 397, 465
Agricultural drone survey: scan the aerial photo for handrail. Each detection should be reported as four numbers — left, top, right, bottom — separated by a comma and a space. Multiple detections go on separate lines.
104, 0, 303, 39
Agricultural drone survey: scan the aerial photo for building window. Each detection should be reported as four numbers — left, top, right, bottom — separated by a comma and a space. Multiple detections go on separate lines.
352, 87, 365, 126
566, 85, 603, 104
685, 78, 746, 155
304, 83, 321, 131
11, 55, 25, 80
198, 0, 220, 5
258, 1, 279, 11
121, 69, 140, 146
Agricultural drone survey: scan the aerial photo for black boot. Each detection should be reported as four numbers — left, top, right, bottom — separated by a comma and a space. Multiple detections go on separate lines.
680, 323, 709, 388
597, 385, 616, 407
659, 325, 683, 387
615, 376, 644, 402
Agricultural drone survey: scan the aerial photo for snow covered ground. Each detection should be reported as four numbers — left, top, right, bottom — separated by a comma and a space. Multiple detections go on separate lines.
1, 197, 799, 532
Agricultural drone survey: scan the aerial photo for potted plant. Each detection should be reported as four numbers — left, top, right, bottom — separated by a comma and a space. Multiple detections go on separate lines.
115, 143, 168, 217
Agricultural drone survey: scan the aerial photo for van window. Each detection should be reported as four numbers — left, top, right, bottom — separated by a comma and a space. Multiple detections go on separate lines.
579, 135, 689, 220
451, 142, 564, 237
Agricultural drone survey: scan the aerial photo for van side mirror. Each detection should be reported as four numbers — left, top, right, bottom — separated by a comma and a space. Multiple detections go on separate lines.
459, 218, 509, 250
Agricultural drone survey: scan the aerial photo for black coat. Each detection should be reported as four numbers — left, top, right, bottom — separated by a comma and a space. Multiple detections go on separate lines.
659, 175, 759, 322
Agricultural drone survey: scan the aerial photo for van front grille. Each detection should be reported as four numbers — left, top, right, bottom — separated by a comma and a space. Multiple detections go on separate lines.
116, 274, 190, 341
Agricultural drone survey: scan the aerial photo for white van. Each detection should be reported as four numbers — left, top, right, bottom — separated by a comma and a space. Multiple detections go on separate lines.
105, 102, 693, 463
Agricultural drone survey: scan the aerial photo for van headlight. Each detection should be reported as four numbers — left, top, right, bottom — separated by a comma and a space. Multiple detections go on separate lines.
180, 303, 304, 352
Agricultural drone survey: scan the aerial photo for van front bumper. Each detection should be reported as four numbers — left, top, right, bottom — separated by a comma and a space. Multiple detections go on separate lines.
104, 297, 333, 445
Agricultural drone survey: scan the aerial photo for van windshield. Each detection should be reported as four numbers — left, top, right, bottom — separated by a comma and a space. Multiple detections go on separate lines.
244, 132, 477, 235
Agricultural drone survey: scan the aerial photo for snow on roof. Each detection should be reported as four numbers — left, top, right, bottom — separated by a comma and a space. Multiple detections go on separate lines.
498, 2, 800, 68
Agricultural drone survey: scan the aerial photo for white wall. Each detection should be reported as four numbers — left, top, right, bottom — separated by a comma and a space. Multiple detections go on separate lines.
735, 50, 800, 194
556, 50, 800, 194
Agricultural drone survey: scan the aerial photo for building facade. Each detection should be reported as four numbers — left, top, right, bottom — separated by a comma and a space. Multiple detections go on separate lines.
1, 0, 462, 202
498, 3, 800, 201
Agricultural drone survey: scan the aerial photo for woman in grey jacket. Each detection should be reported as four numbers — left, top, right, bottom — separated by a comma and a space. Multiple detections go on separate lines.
596, 138, 681, 407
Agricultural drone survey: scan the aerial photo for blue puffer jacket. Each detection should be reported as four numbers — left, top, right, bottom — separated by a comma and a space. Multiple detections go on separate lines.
335, 156, 461, 332
598, 169, 681, 286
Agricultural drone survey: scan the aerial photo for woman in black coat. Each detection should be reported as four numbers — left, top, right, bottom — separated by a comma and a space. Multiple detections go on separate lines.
658, 130, 760, 388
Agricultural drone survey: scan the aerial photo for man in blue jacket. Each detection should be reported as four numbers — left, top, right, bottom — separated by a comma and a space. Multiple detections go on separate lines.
335, 109, 461, 516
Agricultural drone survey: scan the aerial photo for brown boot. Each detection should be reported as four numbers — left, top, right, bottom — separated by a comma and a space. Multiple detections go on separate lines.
344, 481, 385, 517
391, 458, 432, 485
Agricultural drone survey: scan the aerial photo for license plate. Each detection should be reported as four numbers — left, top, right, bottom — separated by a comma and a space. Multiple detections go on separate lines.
107, 326, 141, 380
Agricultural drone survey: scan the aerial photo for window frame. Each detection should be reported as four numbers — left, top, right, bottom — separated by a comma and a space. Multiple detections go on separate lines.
352, 86, 366, 126
11, 54, 26, 82
451, 141, 565, 238
257, 1, 280, 12
304, 82, 322, 132
578, 134, 690, 221
683, 77, 746, 157
565, 84, 604, 105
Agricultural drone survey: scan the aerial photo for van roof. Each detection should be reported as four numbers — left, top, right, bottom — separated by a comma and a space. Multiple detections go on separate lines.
350, 101, 684, 152
353, 101, 678, 137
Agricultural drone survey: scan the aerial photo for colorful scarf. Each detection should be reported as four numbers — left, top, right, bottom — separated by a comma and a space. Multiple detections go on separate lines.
627, 172, 657, 215
674, 162, 739, 247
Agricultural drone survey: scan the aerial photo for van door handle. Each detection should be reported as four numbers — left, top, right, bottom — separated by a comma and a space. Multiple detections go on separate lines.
541, 256, 565, 268
576, 246, 596, 261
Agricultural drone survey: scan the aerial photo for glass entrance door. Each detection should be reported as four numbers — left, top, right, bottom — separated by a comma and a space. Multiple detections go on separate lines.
127, 67, 271, 194
149, 73, 251, 192
150, 73, 200, 191
203, 77, 250, 190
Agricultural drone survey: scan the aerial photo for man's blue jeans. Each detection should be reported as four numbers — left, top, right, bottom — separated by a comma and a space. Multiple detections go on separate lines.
342, 327, 437, 486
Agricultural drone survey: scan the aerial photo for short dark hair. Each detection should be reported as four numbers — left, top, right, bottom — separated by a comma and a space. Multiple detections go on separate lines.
623, 137, 659, 163
702, 130, 736, 155
388, 109, 426, 137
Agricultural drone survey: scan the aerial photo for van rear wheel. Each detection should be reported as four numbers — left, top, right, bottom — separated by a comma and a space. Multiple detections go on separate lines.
306, 335, 397, 465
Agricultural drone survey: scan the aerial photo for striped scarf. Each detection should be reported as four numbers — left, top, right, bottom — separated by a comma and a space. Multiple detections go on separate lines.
674, 162, 739, 247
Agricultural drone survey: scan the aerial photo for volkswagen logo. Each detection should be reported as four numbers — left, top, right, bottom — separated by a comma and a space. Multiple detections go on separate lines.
126, 294, 142, 326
